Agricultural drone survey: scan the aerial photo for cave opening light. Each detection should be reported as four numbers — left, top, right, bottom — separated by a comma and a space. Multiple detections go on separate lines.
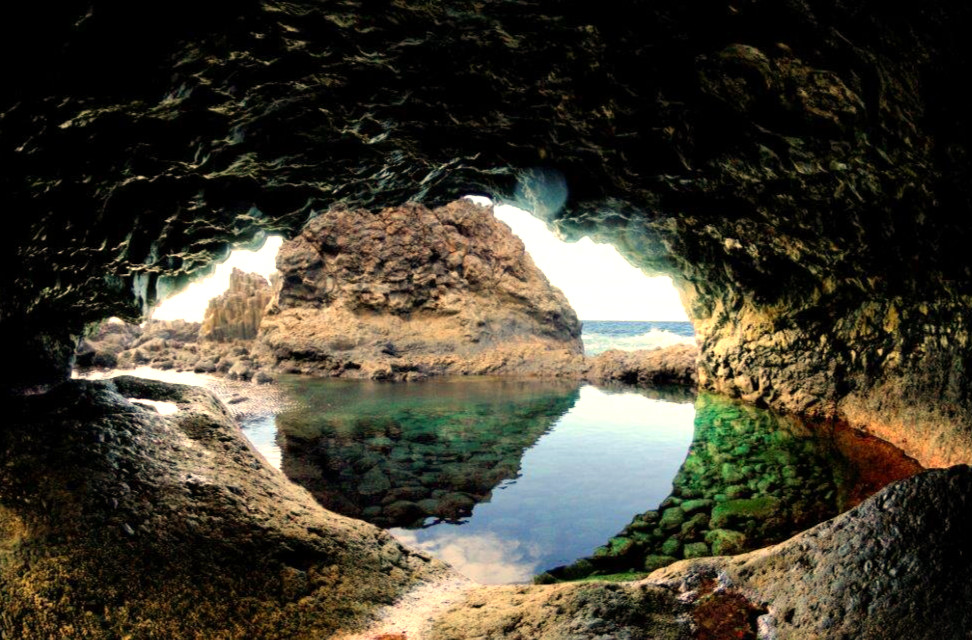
464, 195, 689, 324
150, 235, 284, 322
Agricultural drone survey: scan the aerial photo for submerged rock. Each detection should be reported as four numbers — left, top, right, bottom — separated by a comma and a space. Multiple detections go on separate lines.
260, 200, 584, 380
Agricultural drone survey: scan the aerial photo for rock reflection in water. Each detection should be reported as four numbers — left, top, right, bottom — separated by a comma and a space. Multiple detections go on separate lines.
275, 377, 581, 527
543, 392, 924, 581
275, 378, 698, 584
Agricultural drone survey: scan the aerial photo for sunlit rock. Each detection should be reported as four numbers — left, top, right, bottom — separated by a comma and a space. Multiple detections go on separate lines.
200, 268, 272, 341
260, 199, 584, 379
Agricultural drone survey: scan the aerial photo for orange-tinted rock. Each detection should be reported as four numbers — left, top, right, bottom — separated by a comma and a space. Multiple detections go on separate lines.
200, 269, 272, 342
260, 200, 584, 380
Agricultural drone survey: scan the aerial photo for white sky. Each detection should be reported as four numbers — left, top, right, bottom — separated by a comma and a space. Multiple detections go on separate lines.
149, 203, 688, 322
484, 202, 688, 321
151, 236, 284, 322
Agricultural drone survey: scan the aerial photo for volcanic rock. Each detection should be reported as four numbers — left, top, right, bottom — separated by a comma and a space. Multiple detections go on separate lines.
200, 268, 272, 341
584, 344, 699, 387
260, 199, 584, 380
0, 376, 446, 638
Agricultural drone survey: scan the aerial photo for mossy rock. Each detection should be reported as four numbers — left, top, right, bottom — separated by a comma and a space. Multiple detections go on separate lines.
661, 537, 682, 557
594, 536, 636, 559
680, 512, 710, 538
644, 555, 679, 572
680, 498, 714, 515
705, 528, 747, 555
659, 507, 685, 530
710, 497, 782, 529
683, 542, 710, 559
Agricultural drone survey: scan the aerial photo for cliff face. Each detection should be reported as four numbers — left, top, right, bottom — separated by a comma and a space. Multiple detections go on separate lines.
260, 199, 583, 379
200, 268, 272, 342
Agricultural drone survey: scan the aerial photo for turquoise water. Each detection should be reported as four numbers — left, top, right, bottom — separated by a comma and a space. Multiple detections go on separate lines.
240, 370, 919, 585
269, 377, 696, 584
581, 320, 695, 355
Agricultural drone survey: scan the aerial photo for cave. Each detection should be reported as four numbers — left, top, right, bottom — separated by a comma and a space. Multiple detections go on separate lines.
4, 2, 972, 638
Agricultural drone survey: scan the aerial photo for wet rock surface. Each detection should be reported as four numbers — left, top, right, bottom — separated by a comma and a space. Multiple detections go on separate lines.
0, 376, 446, 638
261, 200, 583, 380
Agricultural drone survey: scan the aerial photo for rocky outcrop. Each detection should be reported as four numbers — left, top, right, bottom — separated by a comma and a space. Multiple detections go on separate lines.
6, 2, 972, 636
260, 200, 583, 380
584, 344, 699, 387
200, 268, 272, 341
0, 376, 446, 638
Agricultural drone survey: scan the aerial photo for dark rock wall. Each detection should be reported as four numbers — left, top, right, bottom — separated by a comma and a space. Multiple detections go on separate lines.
4, 2, 972, 463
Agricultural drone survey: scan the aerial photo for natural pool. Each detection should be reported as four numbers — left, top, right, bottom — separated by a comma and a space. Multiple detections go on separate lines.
240, 376, 922, 585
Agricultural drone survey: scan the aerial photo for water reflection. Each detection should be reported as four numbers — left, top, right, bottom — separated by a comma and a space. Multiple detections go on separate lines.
274, 377, 697, 583
393, 530, 543, 584
543, 392, 923, 581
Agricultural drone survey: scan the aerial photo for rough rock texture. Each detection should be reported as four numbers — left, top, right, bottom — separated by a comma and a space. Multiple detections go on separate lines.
5, 2, 972, 635
77, 318, 278, 383
200, 268, 272, 341
0, 376, 446, 638
261, 200, 583, 380
429, 581, 692, 640
424, 466, 972, 640
584, 344, 699, 387
5, 1, 972, 467
654, 465, 972, 639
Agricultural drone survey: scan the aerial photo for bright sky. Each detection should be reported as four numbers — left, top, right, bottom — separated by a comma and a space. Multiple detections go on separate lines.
479, 200, 688, 321
149, 202, 688, 322
151, 236, 284, 321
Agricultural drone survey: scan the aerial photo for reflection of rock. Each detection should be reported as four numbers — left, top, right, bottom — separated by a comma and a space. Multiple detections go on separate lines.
584, 344, 698, 387
200, 268, 272, 341
260, 200, 584, 380
277, 378, 581, 527
543, 392, 922, 580
1, 376, 444, 637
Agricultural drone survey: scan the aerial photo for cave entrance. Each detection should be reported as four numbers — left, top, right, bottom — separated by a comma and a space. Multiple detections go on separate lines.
151, 235, 284, 322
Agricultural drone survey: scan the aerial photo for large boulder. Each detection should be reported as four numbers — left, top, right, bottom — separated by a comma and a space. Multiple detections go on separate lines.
584, 344, 699, 387
0, 376, 446, 638
260, 199, 584, 380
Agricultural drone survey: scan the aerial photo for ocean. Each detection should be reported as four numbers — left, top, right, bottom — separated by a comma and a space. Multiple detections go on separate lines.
581, 320, 695, 356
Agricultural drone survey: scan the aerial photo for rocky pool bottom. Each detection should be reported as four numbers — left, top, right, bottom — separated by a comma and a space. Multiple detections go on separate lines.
235, 375, 922, 585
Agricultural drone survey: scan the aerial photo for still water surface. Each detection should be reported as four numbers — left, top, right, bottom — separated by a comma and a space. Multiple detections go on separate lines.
240, 376, 921, 584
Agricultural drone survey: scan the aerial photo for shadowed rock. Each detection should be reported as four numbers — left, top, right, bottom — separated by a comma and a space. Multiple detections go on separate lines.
0, 376, 446, 638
